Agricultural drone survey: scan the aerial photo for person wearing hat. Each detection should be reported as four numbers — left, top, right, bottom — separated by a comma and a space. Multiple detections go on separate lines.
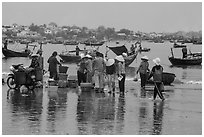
106, 58, 116, 93
85, 54, 93, 83
115, 55, 126, 93
92, 52, 106, 92
36, 49, 44, 82
148, 58, 165, 101
47, 51, 62, 80
136, 55, 150, 89
77, 54, 88, 86
28, 54, 40, 81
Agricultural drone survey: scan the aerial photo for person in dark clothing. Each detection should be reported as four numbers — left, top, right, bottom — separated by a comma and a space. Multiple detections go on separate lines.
76, 45, 80, 56
136, 56, 150, 89
115, 55, 125, 93
28, 54, 40, 81
3, 40, 8, 49
182, 47, 187, 58
106, 58, 116, 93
148, 58, 165, 101
47, 51, 61, 80
77, 54, 87, 86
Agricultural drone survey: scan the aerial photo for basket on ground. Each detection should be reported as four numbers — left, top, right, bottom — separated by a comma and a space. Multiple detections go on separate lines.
59, 66, 69, 73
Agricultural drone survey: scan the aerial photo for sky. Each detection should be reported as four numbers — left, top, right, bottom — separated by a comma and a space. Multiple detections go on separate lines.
2, 2, 202, 33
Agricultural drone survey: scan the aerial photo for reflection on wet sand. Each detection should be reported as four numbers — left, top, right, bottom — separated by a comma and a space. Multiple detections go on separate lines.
6, 88, 43, 134
115, 92, 126, 134
152, 101, 164, 135
76, 90, 128, 135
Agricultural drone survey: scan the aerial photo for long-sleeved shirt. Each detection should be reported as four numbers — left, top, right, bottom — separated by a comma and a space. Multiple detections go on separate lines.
117, 62, 125, 75
92, 57, 105, 72
148, 65, 163, 82
137, 60, 149, 74
47, 56, 61, 72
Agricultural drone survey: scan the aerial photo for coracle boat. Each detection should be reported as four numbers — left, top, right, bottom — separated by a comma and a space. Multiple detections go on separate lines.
108, 45, 138, 66
147, 72, 176, 85
2, 48, 30, 57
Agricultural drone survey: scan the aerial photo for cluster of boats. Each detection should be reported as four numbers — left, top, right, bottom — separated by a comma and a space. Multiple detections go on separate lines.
2, 39, 202, 86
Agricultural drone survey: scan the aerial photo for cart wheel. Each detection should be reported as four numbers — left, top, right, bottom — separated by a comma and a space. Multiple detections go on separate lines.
7, 77, 17, 89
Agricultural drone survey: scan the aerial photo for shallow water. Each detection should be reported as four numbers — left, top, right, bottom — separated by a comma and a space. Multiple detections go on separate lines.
2, 82, 202, 135
2, 41, 202, 135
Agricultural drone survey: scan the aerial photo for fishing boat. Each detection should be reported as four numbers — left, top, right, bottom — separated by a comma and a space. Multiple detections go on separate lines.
108, 45, 138, 66
124, 53, 138, 66
64, 40, 79, 45
168, 56, 202, 65
173, 43, 187, 48
59, 50, 104, 63
168, 48, 202, 65
2, 48, 30, 57
84, 41, 105, 46
138, 48, 151, 52
147, 72, 176, 85
59, 52, 81, 63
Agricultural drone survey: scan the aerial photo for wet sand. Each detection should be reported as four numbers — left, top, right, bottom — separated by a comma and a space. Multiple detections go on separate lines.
2, 79, 202, 135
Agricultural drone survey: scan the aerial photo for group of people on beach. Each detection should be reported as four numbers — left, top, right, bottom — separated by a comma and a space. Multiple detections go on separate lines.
76, 51, 127, 93
44, 44, 164, 100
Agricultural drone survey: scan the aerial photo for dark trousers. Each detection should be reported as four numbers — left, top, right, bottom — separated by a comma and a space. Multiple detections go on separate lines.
183, 53, 187, 58
119, 74, 126, 92
49, 71, 58, 80
140, 73, 147, 87
154, 82, 164, 100
77, 71, 86, 86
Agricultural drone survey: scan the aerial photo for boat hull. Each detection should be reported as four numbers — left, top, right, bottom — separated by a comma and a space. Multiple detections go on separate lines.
169, 56, 202, 65
147, 72, 176, 85
125, 53, 138, 66
59, 54, 81, 63
2, 48, 30, 57
84, 41, 105, 46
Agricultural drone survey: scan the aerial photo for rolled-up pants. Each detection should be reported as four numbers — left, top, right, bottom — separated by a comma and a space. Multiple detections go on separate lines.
94, 70, 104, 89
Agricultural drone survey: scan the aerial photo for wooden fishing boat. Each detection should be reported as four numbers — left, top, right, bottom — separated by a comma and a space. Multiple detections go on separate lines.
138, 48, 150, 52
108, 45, 138, 66
168, 56, 202, 65
169, 48, 202, 65
59, 53, 81, 63
173, 43, 187, 48
147, 72, 176, 85
2, 48, 30, 57
124, 53, 138, 66
84, 41, 105, 46
64, 40, 79, 45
